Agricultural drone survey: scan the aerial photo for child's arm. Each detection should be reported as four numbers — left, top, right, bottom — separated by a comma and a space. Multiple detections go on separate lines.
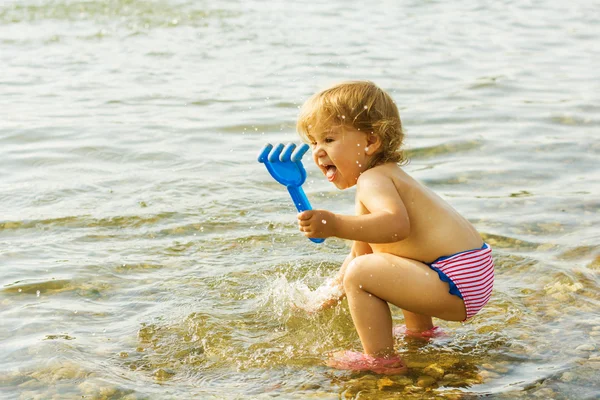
298, 171, 409, 243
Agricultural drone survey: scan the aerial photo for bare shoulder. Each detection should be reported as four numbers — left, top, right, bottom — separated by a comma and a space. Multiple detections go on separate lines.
357, 163, 415, 193
357, 163, 401, 185
355, 164, 408, 211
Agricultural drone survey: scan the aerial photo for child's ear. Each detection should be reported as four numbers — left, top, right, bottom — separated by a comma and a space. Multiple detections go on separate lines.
365, 134, 382, 155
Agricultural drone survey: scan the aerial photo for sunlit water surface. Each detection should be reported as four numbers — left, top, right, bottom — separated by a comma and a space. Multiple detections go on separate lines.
1, 0, 599, 399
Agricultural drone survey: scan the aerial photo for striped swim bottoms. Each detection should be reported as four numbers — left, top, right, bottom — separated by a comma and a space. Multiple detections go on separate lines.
427, 243, 494, 320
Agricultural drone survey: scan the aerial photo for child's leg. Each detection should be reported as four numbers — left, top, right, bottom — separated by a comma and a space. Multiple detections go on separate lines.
401, 310, 434, 333
343, 253, 466, 357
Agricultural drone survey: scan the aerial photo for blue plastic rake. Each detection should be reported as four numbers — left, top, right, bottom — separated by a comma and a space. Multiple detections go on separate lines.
258, 143, 324, 244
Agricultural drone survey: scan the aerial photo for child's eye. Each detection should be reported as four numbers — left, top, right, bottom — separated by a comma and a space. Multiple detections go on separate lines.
325, 137, 335, 143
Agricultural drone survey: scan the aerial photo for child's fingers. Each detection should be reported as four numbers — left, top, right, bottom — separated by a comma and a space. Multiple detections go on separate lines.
297, 210, 313, 220
303, 230, 319, 238
298, 219, 311, 227
298, 223, 313, 233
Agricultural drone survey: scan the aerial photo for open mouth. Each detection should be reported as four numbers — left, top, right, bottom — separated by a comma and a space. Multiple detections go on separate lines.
324, 165, 337, 182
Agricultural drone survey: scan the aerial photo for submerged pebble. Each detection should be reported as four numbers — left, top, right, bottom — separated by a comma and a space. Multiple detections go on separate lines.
560, 371, 575, 382
440, 373, 462, 384
533, 388, 556, 398
403, 384, 424, 393
478, 370, 500, 382
576, 344, 596, 352
375, 375, 412, 390
392, 376, 413, 386
482, 363, 509, 373
589, 353, 600, 362
422, 363, 445, 379
154, 368, 176, 380
345, 375, 377, 392
30, 363, 88, 384
377, 377, 394, 390
17, 379, 41, 390
416, 375, 436, 388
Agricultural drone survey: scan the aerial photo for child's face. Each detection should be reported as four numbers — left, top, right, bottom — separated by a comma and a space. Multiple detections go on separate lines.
309, 125, 371, 189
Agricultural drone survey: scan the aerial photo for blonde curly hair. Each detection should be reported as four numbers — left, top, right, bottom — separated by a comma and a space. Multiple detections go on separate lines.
297, 80, 406, 169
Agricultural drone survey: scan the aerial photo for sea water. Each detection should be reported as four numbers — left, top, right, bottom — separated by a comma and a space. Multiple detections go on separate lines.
1, 0, 599, 398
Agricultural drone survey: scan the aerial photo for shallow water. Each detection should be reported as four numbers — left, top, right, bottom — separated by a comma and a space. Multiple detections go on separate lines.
1, 0, 599, 399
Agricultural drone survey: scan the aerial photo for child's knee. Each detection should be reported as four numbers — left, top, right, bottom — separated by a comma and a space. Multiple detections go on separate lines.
343, 254, 375, 289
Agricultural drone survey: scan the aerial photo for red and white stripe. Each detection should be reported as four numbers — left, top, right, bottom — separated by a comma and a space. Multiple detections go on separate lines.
433, 244, 494, 320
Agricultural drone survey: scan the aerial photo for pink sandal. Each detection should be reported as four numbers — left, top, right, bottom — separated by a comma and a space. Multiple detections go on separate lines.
393, 325, 446, 340
326, 350, 408, 375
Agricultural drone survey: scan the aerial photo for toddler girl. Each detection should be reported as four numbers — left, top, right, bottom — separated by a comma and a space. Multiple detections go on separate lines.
295, 81, 494, 374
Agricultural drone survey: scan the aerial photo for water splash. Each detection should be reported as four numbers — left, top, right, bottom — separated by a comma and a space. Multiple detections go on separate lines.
258, 274, 343, 316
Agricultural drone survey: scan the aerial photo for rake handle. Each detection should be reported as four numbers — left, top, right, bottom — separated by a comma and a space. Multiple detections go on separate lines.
287, 186, 325, 244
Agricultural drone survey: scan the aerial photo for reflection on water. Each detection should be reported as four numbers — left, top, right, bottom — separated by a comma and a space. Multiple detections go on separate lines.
1, 0, 599, 398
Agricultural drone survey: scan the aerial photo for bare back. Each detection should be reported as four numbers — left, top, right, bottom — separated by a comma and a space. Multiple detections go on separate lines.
355, 163, 483, 263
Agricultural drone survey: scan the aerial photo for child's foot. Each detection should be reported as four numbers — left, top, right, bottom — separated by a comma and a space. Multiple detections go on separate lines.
326, 350, 408, 375
392, 325, 446, 340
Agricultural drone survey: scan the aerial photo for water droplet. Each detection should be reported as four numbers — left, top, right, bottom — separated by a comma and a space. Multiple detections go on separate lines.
36, 290, 40, 297
321, 219, 327, 224
358, 164, 362, 167
341, 115, 346, 119
18, 288, 22, 293
359, 285, 363, 289
364, 105, 368, 109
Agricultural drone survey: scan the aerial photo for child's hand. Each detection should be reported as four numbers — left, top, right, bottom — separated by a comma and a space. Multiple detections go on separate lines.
293, 297, 342, 314
292, 279, 345, 313
297, 209, 336, 239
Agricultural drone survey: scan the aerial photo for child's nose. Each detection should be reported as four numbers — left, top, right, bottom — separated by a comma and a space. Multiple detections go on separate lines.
312, 145, 326, 158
